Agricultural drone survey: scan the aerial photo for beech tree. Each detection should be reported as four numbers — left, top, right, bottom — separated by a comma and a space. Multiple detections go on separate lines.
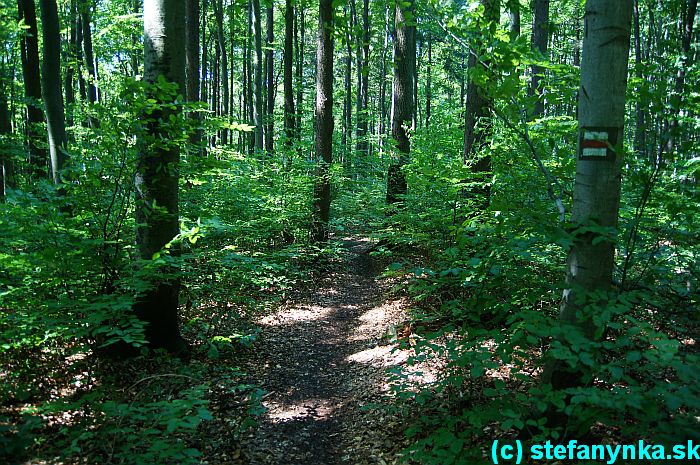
542, 0, 634, 426
283, 0, 295, 146
134, 0, 188, 354
311, 0, 334, 242
385, 0, 415, 205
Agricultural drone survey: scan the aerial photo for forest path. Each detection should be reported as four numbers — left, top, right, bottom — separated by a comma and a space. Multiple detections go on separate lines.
238, 236, 411, 464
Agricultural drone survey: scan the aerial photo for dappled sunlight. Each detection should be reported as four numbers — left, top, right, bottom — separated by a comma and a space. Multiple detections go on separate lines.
351, 298, 408, 341
258, 304, 335, 326
263, 398, 336, 423
346, 344, 409, 367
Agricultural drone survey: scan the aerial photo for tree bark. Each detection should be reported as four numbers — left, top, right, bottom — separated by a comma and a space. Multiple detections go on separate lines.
311, 0, 334, 242
214, 0, 229, 144
135, 0, 188, 355
252, 0, 264, 152
542, 0, 633, 423
283, 0, 295, 147
355, 0, 369, 159
386, 0, 415, 205
425, 35, 431, 128
265, 3, 274, 154
81, 0, 98, 105
530, 0, 549, 117
39, 0, 68, 184
632, 0, 647, 160
186, 0, 202, 152
507, 0, 520, 41
17, 0, 48, 179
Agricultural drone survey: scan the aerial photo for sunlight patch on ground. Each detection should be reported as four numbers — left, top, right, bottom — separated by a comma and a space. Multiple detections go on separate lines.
263, 399, 335, 423
346, 344, 409, 367
258, 305, 334, 326
351, 298, 408, 341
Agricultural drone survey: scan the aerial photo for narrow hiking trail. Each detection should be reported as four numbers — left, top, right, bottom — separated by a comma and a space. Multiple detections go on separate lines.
236, 237, 416, 465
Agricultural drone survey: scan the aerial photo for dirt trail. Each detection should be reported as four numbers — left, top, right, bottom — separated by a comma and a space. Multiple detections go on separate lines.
239, 237, 411, 465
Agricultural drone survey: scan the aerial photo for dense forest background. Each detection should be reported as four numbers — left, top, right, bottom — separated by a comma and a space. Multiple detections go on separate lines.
0, 0, 698, 463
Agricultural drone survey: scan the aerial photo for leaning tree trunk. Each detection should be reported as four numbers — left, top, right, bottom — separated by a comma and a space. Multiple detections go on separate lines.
283, 0, 295, 146
39, 0, 68, 184
252, 0, 264, 152
311, 0, 334, 243
134, 0, 188, 355
542, 0, 633, 429
17, 0, 48, 179
385, 0, 415, 206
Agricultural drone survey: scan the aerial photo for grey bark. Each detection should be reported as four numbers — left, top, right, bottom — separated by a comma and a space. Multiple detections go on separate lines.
386, 0, 415, 205
134, 0, 188, 354
311, 0, 334, 242
265, 3, 274, 154
252, 0, 264, 152
39, 0, 68, 184
283, 0, 295, 146
530, 0, 549, 117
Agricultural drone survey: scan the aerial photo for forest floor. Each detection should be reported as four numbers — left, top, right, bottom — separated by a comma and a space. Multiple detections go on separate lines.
226, 236, 417, 465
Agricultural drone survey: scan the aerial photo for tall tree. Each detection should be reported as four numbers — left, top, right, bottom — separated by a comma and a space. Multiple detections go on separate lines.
135, 0, 188, 354
265, 2, 274, 154
507, 0, 520, 40
17, 0, 48, 179
542, 0, 633, 426
39, 0, 68, 184
385, 0, 415, 205
355, 0, 369, 159
462, 0, 498, 203
311, 0, 334, 242
530, 0, 550, 117
252, 0, 264, 152
283, 0, 295, 146
214, 0, 229, 144
185, 0, 202, 150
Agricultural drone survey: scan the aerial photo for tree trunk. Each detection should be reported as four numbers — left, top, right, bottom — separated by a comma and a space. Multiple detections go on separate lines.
530, 0, 549, 117
508, 0, 520, 41
295, 0, 304, 152
311, 0, 334, 242
0, 90, 13, 200
39, 0, 68, 184
17, 0, 48, 179
214, 0, 229, 144
342, 6, 352, 150
81, 0, 98, 105
264, 3, 274, 154
283, 0, 295, 147
425, 35, 431, 128
355, 0, 369, 159
542, 0, 633, 425
385, 0, 415, 205
632, 0, 647, 160
186, 0, 202, 152
135, 0, 188, 355
462, 0, 498, 203
252, 0, 264, 152
378, 4, 389, 150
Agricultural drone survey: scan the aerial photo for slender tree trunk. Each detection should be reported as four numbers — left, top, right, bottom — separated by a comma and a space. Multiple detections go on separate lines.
0, 90, 13, 199
378, 4, 389, 150
343, 6, 352, 150
81, 0, 98, 105
252, 0, 264, 152
65, 0, 77, 129
295, 0, 305, 152
214, 0, 229, 144
135, 0, 188, 355
186, 0, 202, 152
355, 0, 369, 159
265, 3, 274, 154
311, 0, 334, 242
17, 0, 48, 179
39, 0, 68, 184
530, 0, 550, 117
283, 0, 295, 147
386, 0, 415, 205
632, 0, 647, 160
542, 0, 633, 426
426, 35, 431, 128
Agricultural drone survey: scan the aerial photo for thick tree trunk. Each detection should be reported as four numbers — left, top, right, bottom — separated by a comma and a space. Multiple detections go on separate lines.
542, 0, 633, 424
252, 0, 264, 152
17, 0, 48, 179
507, 0, 520, 41
462, 0, 498, 203
265, 3, 274, 154
530, 0, 549, 117
135, 0, 188, 355
39, 0, 68, 184
386, 0, 415, 205
311, 0, 334, 242
283, 0, 295, 147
